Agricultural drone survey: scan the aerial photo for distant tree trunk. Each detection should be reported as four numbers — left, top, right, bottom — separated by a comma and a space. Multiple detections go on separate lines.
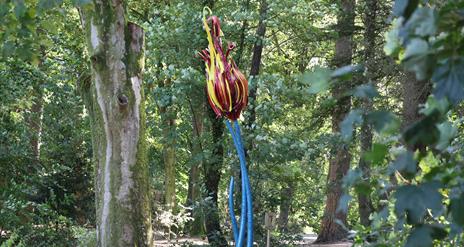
186, 98, 205, 235
80, 1, 153, 246
28, 82, 43, 164
245, 0, 267, 153
316, 0, 355, 243
357, 0, 378, 227
278, 180, 295, 232
203, 109, 228, 246
27, 51, 46, 165
235, 0, 250, 67
159, 78, 177, 210
402, 72, 431, 151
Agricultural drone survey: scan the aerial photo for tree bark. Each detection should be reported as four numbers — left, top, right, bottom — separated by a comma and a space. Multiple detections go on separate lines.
245, 0, 268, 153
80, 2, 153, 246
357, 0, 378, 227
235, 0, 251, 67
159, 78, 177, 210
28, 82, 43, 164
402, 72, 431, 151
186, 98, 205, 235
278, 181, 295, 232
203, 109, 228, 246
316, 0, 355, 243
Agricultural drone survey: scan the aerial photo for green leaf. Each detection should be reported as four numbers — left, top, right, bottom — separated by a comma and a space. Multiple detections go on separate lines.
300, 67, 332, 94
393, 0, 409, 17
340, 109, 363, 141
331, 64, 363, 80
384, 18, 403, 57
38, 0, 63, 11
342, 168, 362, 188
436, 121, 457, 151
403, 38, 431, 81
363, 143, 388, 165
393, 0, 420, 20
71, 0, 91, 6
404, 7, 437, 37
450, 194, 464, 226
337, 194, 352, 213
351, 83, 379, 99
405, 224, 447, 247
403, 109, 441, 148
433, 58, 464, 105
389, 151, 417, 179
14, 0, 27, 18
395, 182, 443, 224
366, 110, 399, 133
403, 38, 429, 59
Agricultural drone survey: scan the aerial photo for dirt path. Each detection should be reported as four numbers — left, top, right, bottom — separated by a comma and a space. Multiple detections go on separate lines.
153, 234, 352, 246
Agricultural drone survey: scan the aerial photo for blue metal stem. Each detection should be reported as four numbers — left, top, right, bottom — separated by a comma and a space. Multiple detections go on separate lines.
228, 177, 238, 242
226, 120, 253, 247
234, 121, 253, 247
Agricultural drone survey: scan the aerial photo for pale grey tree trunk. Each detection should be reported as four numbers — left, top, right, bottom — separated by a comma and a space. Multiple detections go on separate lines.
80, 1, 153, 246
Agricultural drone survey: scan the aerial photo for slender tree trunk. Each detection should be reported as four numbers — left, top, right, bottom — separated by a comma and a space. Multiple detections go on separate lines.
28, 82, 43, 164
203, 109, 228, 246
278, 180, 295, 232
245, 0, 267, 153
159, 79, 177, 210
235, 0, 250, 67
80, 2, 153, 246
186, 98, 205, 235
316, 0, 355, 243
357, 0, 378, 227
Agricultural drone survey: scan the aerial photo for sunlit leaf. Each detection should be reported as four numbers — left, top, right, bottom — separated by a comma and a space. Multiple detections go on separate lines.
403, 7, 437, 37
337, 194, 352, 213
363, 143, 388, 165
351, 83, 379, 99
300, 67, 332, 94
403, 38, 432, 80
331, 64, 363, 80
366, 110, 399, 133
384, 18, 402, 56
340, 109, 363, 141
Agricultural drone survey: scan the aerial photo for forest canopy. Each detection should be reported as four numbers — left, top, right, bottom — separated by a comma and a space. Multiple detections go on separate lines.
1, 0, 464, 246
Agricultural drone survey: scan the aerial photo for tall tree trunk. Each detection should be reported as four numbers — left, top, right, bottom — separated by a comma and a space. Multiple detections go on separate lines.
316, 0, 355, 243
278, 180, 295, 232
402, 72, 431, 151
80, 2, 153, 246
28, 82, 43, 164
202, 109, 228, 246
357, 0, 377, 227
186, 98, 205, 235
245, 0, 267, 153
235, 0, 250, 67
159, 79, 177, 210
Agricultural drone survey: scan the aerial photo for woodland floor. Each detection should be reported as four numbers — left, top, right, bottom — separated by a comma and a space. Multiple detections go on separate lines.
153, 234, 353, 246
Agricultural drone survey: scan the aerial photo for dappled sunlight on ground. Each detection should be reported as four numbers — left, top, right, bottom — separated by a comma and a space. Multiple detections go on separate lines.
153, 234, 352, 246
